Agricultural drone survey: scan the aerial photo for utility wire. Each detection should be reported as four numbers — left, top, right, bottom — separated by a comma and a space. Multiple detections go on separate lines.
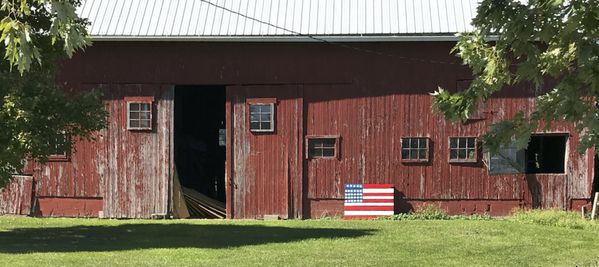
198, 0, 461, 66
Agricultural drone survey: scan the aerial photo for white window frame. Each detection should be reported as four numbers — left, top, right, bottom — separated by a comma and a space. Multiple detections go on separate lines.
249, 103, 275, 133
126, 101, 153, 131
401, 137, 430, 163
449, 137, 478, 163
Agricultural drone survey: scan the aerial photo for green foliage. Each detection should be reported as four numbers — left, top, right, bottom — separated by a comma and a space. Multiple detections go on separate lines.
0, 0, 105, 187
0, 0, 89, 73
511, 208, 599, 230
408, 204, 451, 220
432, 0, 599, 154
382, 204, 493, 221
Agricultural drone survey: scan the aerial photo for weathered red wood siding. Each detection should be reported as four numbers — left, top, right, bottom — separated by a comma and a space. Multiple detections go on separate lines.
4, 41, 588, 218
0, 176, 33, 215
304, 86, 590, 216
228, 85, 303, 219
100, 84, 172, 218
27, 84, 172, 218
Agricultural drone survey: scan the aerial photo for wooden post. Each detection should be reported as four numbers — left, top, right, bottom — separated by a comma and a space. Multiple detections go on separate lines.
592, 192, 599, 220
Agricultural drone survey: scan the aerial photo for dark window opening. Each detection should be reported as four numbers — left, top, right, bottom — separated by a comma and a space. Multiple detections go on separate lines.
307, 137, 338, 159
449, 137, 477, 162
488, 135, 567, 175
401, 137, 429, 162
525, 135, 566, 174
249, 103, 274, 132
174, 85, 226, 218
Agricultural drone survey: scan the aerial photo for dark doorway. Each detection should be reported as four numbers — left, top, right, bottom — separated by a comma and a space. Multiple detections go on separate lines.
174, 86, 226, 217
525, 135, 567, 174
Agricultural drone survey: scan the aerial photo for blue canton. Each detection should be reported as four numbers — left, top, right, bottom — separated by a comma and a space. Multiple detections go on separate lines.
344, 184, 363, 203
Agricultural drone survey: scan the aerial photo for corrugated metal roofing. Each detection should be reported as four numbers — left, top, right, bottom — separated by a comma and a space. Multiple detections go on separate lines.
78, 0, 478, 41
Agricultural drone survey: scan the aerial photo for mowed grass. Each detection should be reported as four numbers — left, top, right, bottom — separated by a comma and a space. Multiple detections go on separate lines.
0, 216, 598, 266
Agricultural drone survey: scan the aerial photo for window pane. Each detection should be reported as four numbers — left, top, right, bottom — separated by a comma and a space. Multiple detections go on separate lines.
450, 149, 457, 159
323, 139, 336, 147
418, 149, 427, 159
410, 149, 418, 159
129, 103, 140, 111
458, 138, 466, 148
408, 138, 414, 148
467, 149, 475, 159
401, 149, 410, 159
401, 139, 409, 148
322, 148, 335, 157
419, 139, 427, 148
250, 113, 260, 122
410, 139, 418, 148
130, 120, 140, 128
139, 120, 151, 128
140, 111, 151, 120
308, 147, 317, 157
140, 103, 151, 111
260, 122, 271, 130
250, 122, 260, 129
250, 105, 260, 113
260, 105, 272, 113
458, 149, 466, 159
467, 138, 475, 148
450, 138, 457, 148
260, 113, 271, 122
129, 111, 140, 120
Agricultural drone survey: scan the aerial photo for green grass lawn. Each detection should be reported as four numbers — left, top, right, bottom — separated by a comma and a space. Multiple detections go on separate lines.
0, 216, 598, 266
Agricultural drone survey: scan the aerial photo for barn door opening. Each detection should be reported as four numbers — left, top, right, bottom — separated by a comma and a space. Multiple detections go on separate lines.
174, 85, 226, 218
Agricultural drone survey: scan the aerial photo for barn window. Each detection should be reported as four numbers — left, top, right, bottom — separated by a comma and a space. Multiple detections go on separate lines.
401, 137, 429, 162
126, 99, 153, 130
525, 135, 567, 174
449, 137, 477, 163
48, 132, 70, 161
307, 136, 339, 159
488, 134, 567, 175
248, 101, 275, 133
488, 139, 526, 175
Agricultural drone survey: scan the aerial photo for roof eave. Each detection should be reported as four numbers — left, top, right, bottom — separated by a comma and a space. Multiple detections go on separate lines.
90, 35, 467, 42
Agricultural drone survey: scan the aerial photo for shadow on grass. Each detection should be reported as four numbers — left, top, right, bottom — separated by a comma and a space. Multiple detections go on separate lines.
0, 223, 374, 253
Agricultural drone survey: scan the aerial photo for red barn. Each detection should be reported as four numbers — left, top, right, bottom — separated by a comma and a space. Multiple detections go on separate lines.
1, 0, 596, 218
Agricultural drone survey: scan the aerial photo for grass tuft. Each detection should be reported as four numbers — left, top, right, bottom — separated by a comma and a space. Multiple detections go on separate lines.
382, 204, 492, 221
510, 208, 599, 230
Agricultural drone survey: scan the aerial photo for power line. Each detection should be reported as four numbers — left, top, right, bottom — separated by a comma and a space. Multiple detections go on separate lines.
198, 0, 461, 66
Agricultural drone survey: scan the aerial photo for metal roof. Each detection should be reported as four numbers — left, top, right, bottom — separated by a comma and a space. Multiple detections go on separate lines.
79, 0, 478, 41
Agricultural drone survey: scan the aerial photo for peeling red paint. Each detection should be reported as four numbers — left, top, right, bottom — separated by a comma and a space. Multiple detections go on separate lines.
0, 175, 33, 215
0, 42, 591, 218
37, 197, 102, 217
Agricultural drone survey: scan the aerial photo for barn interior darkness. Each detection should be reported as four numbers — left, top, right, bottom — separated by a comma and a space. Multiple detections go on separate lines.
525, 135, 567, 174
174, 86, 226, 207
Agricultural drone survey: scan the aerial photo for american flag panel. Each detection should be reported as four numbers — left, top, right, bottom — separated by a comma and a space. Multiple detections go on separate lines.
344, 184, 394, 219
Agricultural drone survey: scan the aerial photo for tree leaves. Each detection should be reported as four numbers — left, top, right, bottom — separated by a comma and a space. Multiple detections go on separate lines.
0, 0, 89, 73
433, 0, 599, 154
0, 0, 104, 187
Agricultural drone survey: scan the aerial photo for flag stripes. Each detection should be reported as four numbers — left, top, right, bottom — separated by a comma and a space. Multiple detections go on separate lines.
344, 183, 394, 220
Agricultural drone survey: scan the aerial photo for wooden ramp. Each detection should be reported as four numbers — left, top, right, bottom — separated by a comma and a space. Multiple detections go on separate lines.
182, 187, 226, 219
